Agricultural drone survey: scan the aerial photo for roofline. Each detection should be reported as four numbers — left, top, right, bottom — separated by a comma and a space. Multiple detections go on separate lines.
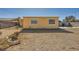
23, 16, 59, 18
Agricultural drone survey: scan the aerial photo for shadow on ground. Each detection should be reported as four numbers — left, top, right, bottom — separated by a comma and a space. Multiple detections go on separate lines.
20, 28, 73, 33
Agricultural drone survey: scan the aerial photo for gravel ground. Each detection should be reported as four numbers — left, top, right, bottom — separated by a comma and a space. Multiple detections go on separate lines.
6, 28, 79, 51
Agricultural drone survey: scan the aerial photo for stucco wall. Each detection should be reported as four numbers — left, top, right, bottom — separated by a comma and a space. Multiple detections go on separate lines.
22, 17, 59, 29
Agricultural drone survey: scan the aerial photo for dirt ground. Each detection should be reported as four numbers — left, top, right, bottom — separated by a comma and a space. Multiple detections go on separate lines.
4, 28, 79, 51
0, 27, 20, 39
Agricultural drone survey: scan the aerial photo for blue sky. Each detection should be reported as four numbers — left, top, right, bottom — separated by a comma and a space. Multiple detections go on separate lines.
0, 8, 79, 21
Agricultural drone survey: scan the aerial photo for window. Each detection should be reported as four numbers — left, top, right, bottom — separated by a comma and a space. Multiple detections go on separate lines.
49, 19, 55, 24
31, 19, 37, 24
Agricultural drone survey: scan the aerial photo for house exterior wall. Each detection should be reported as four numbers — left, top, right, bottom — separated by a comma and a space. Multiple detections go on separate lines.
70, 22, 79, 27
21, 16, 59, 29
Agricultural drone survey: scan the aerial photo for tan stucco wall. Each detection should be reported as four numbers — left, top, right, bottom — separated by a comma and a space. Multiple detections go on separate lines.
22, 16, 59, 29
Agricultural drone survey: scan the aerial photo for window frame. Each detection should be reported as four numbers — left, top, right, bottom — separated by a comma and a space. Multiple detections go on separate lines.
31, 18, 38, 24
48, 19, 55, 24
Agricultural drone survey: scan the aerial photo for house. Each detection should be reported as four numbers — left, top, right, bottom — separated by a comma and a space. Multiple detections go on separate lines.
20, 16, 59, 29
61, 20, 79, 27
69, 22, 79, 27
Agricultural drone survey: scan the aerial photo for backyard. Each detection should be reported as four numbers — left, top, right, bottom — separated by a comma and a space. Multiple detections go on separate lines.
0, 27, 78, 51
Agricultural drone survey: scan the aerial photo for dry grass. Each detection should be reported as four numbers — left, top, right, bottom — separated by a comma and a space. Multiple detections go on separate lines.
5, 28, 79, 51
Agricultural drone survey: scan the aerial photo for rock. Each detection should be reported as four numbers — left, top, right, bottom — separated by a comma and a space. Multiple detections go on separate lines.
7, 38, 20, 46
7, 32, 20, 46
